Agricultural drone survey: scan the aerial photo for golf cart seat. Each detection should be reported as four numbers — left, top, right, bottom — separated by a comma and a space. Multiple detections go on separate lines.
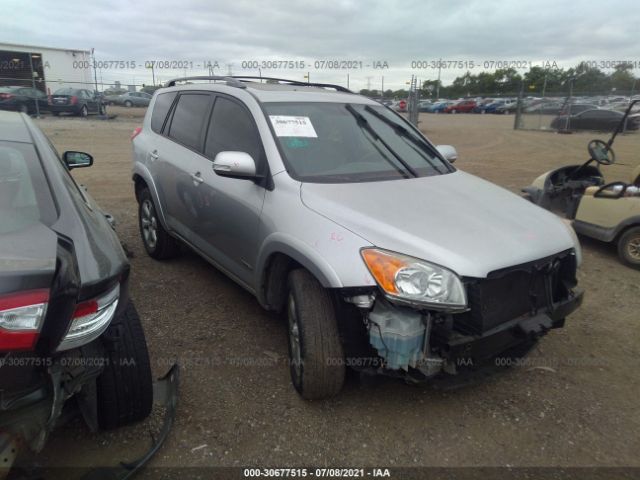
583, 164, 640, 196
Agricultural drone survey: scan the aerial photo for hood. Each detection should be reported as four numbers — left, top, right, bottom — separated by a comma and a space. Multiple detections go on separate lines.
301, 171, 576, 278
0, 223, 57, 295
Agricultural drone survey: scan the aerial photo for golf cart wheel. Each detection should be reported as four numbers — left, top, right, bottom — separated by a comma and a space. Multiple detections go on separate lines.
286, 269, 345, 400
97, 301, 153, 430
618, 226, 640, 269
79, 105, 88, 117
138, 187, 180, 259
124, 100, 133, 108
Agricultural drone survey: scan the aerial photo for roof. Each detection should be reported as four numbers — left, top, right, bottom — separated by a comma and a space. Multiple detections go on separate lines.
0, 41, 90, 54
163, 80, 376, 105
0, 111, 33, 143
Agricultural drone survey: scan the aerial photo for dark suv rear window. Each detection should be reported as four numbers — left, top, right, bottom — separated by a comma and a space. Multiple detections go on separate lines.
0, 141, 56, 234
167, 93, 212, 150
151, 92, 177, 133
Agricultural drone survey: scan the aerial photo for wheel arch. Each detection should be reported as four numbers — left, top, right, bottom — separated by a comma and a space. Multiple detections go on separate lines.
256, 235, 343, 311
132, 165, 170, 231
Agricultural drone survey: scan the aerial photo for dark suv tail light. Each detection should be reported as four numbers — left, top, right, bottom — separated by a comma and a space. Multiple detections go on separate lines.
0, 93, 14, 100
0, 290, 49, 351
70, 96, 78, 105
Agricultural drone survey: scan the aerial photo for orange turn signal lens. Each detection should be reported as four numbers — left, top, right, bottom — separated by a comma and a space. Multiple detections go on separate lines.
361, 249, 408, 294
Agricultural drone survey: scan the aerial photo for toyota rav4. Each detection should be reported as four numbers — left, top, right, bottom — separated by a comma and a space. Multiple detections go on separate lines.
132, 76, 583, 399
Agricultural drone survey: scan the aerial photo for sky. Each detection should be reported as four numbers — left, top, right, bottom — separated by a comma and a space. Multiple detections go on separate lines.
2, 0, 639, 91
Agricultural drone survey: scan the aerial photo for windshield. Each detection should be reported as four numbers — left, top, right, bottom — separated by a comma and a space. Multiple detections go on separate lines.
265, 102, 452, 183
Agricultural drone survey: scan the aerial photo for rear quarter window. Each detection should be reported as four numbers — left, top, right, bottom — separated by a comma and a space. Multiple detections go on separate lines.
151, 91, 177, 133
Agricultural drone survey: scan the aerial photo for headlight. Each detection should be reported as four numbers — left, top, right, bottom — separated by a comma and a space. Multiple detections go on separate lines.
361, 248, 467, 310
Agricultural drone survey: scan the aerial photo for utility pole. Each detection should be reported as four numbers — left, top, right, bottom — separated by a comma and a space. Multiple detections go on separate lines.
28, 52, 40, 117
91, 48, 98, 93
347, 74, 349, 89
366, 76, 372, 91
436, 58, 442, 99
381, 76, 384, 97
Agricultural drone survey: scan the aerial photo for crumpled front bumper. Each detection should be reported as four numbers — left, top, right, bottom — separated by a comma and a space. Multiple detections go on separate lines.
442, 288, 584, 368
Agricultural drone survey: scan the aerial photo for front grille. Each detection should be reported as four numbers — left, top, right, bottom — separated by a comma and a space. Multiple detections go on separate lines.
454, 250, 577, 335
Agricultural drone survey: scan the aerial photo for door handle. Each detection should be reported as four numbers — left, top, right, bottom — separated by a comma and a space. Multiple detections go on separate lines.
191, 172, 204, 184
149, 150, 159, 161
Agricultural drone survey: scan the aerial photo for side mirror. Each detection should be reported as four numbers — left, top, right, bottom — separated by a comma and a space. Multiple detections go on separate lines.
436, 145, 458, 163
212, 151, 256, 179
63, 151, 93, 169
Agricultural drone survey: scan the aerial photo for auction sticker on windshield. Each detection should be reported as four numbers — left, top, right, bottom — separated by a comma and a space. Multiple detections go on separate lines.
269, 115, 318, 137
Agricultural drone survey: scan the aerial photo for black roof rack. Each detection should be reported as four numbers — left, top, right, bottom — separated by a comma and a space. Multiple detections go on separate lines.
229, 76, 353, 93
164, 76, 246, 88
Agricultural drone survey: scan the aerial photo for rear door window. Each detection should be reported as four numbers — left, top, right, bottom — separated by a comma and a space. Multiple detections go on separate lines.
151, 91, 177, 134
167, 93, 212, 150
0, 141, 56, 234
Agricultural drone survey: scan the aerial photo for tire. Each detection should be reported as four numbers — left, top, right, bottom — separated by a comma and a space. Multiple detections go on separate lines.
451, 109, 457, 114
99, 103, 106, 115
138, 187, 180, 259
19, 104, 29, 114
286, 269, 345, 400
52, 111, 60, 117
124, 100, 133, 108
617, 227, 640, 269
79, 105, 88, 117
108, 101, 115, 106
97, 301, 153, 430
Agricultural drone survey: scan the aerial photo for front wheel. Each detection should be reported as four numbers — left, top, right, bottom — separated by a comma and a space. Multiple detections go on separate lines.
97, 301, 153, 430
618, 227, 640, 269
286, 269, 345, 400
124, 100, 133, 108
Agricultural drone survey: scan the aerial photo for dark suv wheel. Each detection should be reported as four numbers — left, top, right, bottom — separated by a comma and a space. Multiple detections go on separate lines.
97, 301, 153, 429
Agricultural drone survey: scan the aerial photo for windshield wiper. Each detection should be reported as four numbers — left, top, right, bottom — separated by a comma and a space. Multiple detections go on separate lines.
344, 104, 418, 178
364, 105, 450, 174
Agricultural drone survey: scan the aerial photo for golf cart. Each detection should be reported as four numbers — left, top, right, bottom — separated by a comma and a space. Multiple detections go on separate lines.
523, 100, 640, 269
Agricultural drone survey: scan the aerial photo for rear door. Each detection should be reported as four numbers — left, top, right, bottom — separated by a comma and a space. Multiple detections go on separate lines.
152, 92, 213, 241
186, 94, 267, 285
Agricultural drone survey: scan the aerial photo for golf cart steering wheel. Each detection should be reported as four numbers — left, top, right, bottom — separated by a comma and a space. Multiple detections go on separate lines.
588, 139, 615, 166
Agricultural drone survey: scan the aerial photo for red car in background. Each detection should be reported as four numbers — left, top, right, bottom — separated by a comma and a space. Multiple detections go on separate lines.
444, 100, 477, 113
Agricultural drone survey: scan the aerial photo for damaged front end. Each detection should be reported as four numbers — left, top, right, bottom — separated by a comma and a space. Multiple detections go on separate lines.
342, 249, 583, 382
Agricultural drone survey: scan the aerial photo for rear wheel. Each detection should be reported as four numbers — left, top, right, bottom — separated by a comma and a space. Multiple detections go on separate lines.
79, 105, 88, 117
97, 301, 153, 430
19, 104, 28, 114
99, 103, 106, 115
286, 269, 345, 399
52, 111, 60, 117
124, 100, 133, 108
618, 227, 640, 269
138, 187, 180, 259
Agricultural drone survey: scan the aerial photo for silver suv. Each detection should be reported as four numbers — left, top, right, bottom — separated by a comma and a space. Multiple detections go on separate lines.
132, 77, 583, 399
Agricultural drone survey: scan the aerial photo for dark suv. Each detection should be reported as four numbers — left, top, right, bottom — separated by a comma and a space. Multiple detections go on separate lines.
0, 111, 152, 467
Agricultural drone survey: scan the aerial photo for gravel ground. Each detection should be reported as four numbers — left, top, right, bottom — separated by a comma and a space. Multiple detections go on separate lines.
27, 107, 640, 471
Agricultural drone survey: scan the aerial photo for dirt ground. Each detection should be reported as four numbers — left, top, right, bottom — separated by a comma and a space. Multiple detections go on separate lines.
28, 107, 640, 472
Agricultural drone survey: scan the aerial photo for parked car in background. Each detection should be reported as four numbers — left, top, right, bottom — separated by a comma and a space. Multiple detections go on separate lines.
107, 91, 153, 107
551, 109, 640, 131
524, 101, 564, 115
48, 88, 106, 117
428, 101, 454, 113
0, 111, 153, 469
132, 77, 583, 400
560, 104, 599, 115
444, 100, 477, 114
494, 100, 518, 114
418, 100, 432, 112
0, 86, 49, 114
